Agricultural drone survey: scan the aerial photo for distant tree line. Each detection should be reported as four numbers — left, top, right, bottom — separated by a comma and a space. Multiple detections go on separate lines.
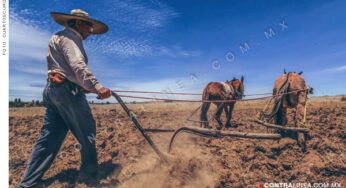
10, 98, 127, 107
9, 98, 44, 107
88, 100, 113, 105
87, 101, 141, 104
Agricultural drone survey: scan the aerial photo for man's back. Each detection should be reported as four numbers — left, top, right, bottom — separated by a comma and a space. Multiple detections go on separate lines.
46, 28, 102, 93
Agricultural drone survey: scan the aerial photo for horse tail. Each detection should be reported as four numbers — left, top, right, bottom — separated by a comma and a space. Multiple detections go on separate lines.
267, 74, 290, 120
200, 92, 211, 126
200, 102, 211, 119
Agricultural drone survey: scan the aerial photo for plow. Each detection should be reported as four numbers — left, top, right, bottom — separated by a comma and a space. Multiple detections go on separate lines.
107, 88, 310, 162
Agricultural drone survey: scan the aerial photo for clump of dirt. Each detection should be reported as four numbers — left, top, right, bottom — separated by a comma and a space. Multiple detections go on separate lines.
117, 135, 217, 188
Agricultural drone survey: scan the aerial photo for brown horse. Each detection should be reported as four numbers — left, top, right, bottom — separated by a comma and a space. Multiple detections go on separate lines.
200, 76, 244, 129
268, 69, 312, 127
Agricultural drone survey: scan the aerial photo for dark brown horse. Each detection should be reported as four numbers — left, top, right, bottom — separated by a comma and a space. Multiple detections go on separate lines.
266, 70, 313, 149
200, 76, 244, 129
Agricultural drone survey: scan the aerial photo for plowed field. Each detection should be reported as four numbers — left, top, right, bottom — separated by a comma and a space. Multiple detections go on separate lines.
9, 96, 345, 187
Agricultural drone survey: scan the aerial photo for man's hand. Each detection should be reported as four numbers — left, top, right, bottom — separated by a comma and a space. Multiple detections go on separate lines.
97, 87, 112, 99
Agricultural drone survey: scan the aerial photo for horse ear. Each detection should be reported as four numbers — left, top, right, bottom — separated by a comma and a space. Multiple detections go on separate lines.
241, 75, 244, 83
298, 71, 303, 75
284, 69, 287, 74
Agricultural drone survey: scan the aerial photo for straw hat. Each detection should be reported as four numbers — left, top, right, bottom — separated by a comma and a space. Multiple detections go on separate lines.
50, 9, 108, 34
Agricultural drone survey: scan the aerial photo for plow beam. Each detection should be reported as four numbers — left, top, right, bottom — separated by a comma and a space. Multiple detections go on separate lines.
254, 119, 309, 133
144, 128, 175, 133
168, 126, 281, 152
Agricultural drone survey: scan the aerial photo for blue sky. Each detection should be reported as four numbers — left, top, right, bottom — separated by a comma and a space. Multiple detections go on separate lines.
9, 0, 346, 102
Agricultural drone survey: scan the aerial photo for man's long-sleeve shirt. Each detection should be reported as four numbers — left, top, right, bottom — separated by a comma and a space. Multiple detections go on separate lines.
46, 27, 103, 93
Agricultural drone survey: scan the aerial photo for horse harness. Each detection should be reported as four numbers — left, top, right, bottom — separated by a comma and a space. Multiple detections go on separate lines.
219, 82, 240, 100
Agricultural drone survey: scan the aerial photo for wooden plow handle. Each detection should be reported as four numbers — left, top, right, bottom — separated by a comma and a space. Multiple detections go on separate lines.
110, 92, 168, 163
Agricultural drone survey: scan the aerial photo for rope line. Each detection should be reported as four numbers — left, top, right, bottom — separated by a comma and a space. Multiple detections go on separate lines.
118, 89, 308, 103
112, 90, 272, 97
113, 90, 201, 95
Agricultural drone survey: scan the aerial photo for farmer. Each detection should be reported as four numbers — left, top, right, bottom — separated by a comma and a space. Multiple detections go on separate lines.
18, 9, 112, 187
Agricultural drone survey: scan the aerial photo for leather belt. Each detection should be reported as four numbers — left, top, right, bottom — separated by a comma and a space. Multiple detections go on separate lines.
47, 72, 66, 84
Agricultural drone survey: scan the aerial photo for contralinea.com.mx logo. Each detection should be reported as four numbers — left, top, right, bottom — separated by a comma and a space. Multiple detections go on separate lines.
259, 182, 341, 188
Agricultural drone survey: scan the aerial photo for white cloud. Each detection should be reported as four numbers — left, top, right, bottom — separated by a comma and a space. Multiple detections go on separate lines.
9, 1, 200, 101
100, 72, 223, 102
9, 11, 52, 62
10, 1, 198, 59
9, 74, 45, 101
102, 0, 179, 32
305, 65, 346, 76
83, 0, 179, 57
86, 36, 153, 57
86, 37, 200, 58
84, 0, 200, 58
10, 66, 46, 75
9, 8, 51, 100
9, 9, 51, 76
325, 65, 346, 72
86, 77, 202, 103
157, 45, 201, 58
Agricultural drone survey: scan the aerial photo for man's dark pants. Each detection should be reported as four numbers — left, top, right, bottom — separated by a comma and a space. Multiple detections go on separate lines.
18, 81, 98, 188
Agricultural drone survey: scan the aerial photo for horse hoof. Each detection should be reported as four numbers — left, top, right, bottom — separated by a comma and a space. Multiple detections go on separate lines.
216, 126, 222, 130
225, 123, 231, 128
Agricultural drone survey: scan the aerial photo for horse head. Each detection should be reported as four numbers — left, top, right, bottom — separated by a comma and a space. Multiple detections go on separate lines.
284, 69, 303, 75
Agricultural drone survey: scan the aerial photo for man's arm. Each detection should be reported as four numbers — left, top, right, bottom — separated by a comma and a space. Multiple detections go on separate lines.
60, 36, 112, 99
60, 36, 102, 93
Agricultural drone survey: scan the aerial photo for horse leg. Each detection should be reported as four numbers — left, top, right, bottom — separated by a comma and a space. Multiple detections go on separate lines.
296, 91, 307, 150
295, 91, 307, 127
200, 102, 211, 128
275, 103, 287, 126
275, 104, 287, 134
224, 103, 230, 128
228, 102, 236, 128
214, 103, 225, 130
